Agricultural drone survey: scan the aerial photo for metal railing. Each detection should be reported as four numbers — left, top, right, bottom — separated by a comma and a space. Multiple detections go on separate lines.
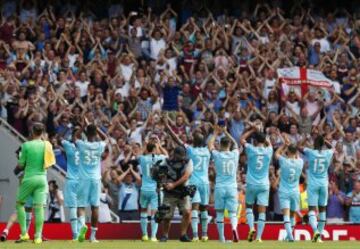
0, 118, 120, 223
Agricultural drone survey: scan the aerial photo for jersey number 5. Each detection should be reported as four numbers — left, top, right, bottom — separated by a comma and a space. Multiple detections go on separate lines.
256, 155, 264, 170
84, 151, 98, 166
314, 158, 326, 173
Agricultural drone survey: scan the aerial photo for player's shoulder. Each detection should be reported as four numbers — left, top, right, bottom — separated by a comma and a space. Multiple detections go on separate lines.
99, 141, 107, 149
157, 154, 167, 160
211, 149, 220, 156
75, 139, 85, 146
325, 148, 334, 155
278, 155, 286, 162
231, 148, 240, 156
244, 142, 253, 149
61, 139, 73, 147
303, 147, 314, 153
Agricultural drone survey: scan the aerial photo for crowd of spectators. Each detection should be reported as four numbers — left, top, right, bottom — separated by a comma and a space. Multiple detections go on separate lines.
1, 0, 360, 223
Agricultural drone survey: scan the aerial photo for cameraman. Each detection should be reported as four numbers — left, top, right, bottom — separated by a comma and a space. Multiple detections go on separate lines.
47, 180, 65, 223
161, 146, 193, 242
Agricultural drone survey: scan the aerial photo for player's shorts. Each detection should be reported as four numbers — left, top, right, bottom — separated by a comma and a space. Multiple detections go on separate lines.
279, 191, 300, 211
77, 179, 101, 207
24, 196, 33, 208
307, 184, 328, 207
214, 186, 238, 212
17, 175, 48, 205
245, 183, 269, 206
163, 193, 191, 220
140, 190, 158, 210
64, 179, 78, 208
191, 183, 210, 206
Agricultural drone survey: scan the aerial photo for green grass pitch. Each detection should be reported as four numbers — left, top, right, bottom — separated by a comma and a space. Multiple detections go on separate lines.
0, 240, 357, 249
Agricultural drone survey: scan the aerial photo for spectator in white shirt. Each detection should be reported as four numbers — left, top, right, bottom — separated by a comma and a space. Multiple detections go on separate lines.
311, 28, 331, 53
75, 71, 89, 99
99, 187, 113, 223
150, 29, 166, 60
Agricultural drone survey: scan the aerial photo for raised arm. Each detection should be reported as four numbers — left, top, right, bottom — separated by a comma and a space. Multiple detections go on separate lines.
275, 143, 286, 160
224, 128, 238, 150
163, 114, 185, 146
240, 127, 256, 146
155, 137, 168, 156
129, 165, 142, 186
208, 125, 222, 151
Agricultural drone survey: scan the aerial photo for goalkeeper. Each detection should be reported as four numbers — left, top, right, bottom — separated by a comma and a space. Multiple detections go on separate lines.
15, 123, 54, 244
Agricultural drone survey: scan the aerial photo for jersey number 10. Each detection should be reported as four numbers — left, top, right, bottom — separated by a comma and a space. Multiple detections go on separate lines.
223, 160, 235, 176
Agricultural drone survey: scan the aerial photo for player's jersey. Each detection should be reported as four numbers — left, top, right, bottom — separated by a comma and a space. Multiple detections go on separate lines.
245, 143, 273, 186
212, 149, 239, 188
76, 140, 106, 180
278, 155, 304, 194
186, 145, 211, 185
61, 140, 79, 180
18, 139, 46, 178
138, 154, 167, 191
304, 148, 333, 187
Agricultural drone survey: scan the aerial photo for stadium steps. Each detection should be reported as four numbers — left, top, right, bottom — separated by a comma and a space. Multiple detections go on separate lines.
0, 118, 66, 222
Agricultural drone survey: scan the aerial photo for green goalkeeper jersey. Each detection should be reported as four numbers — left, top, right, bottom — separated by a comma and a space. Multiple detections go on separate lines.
18, 139, 46, 178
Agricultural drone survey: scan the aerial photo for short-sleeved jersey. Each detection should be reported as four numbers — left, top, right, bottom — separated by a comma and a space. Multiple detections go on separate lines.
304, 148, 333, 187
61, 140, 79, 180
76, 140, 106, 180
212, 149, 239, 188
18, 139, 46, 178
245, 143, 273, 186
278, 155, 304, 194
138, 154, 167, 191
186, 145, 211, 185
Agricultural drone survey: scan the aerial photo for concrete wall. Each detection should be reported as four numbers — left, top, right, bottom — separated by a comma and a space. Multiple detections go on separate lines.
0, 123, 65, 222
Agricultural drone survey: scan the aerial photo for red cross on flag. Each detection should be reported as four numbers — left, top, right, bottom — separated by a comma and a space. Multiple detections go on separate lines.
277, 67, 333, 97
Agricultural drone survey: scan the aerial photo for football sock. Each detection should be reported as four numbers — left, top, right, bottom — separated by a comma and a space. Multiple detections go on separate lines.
246, 208, 255, 231
229, 211, 238, 230
290, 216, 296, 230
284, 215, 294, 241
200, 211, 209, 236
256, 212, 266, 240
78, 215, 86, 227
318, 212, 326, 235
34, 206, 44, 240
308, 210, 318, 233
150, 215, 158, 238
216, 211, 225, 242
90, 227, 97, 241
140, 212, 148, 236
16, 203, 26, 236
191, 210, 199, 238
69, 207, 78, 239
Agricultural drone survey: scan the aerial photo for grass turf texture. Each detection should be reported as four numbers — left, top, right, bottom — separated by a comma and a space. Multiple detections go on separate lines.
0, 241, 357, 249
